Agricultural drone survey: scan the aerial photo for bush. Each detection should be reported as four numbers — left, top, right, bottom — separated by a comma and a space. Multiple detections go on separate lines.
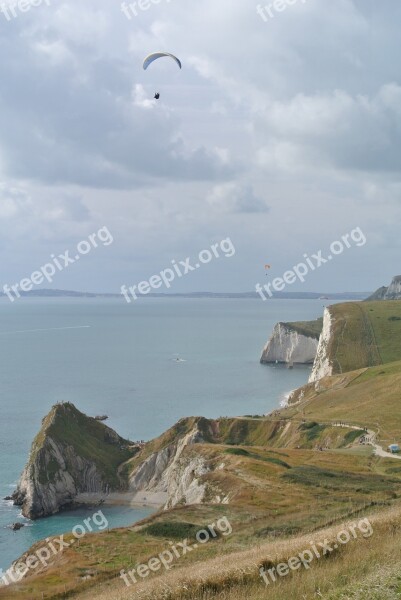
144, 521, 200, 539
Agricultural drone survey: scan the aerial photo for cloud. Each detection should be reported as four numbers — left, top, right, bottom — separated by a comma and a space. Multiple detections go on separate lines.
0, 0, 400, 292
255, 84, 401, 174
0, 2, 232, 189
207, 182, 269, 214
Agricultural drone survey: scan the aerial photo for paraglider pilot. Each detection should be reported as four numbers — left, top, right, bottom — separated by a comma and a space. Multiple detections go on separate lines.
154, 93, 160, 100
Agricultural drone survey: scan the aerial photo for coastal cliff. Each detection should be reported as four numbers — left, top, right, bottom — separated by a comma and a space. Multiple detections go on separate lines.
128, 419, 213, 508
260, 319, 322, 365
13, 409, 227, 520
12, 403, 135, 519
309, 300, 401, 382
366, 275, 401, 301
309, 308, 334, 382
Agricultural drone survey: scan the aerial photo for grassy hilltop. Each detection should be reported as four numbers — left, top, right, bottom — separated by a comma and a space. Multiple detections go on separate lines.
320, 300, 401, 375
4, 300, 401, 600
282, 317, 323, 340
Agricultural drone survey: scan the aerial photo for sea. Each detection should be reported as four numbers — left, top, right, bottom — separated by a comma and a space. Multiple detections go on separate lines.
0, 296, 340, 571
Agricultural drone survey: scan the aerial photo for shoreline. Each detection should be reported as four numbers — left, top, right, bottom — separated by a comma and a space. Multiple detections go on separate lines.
73, 491, 166, 510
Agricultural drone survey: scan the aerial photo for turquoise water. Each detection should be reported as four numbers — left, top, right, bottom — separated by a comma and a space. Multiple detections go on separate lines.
0, 297, 334, 570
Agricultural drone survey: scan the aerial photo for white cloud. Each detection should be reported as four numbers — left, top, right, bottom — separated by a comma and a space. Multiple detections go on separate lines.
0, 0, 400, 292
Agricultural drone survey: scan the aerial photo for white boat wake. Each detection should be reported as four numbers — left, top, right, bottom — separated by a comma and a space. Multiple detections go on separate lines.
0, 326, 91, 335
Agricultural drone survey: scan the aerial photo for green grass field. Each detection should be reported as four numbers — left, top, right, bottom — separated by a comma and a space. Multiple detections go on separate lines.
326, 300, 401, 375
283, 318, 323, 340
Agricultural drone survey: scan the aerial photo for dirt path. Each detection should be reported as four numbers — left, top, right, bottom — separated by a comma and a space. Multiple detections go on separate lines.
332, 423, 401, 460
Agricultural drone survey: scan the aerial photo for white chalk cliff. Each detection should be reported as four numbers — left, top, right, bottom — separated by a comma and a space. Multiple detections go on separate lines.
129, 421, 215, 508
309, 308, 334, 382
367, 275, 401, 301
260, 323, 319, 365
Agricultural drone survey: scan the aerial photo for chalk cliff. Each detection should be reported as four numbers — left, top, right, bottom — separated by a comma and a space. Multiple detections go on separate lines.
366, 276, 401, 301
260, 319, 322, 365
309, 308, 334, 382
12, 403, 135, 519
129, 422, 210, 508
14, 408, 227, 520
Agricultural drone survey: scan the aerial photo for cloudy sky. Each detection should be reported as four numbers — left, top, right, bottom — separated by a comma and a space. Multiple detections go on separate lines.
0, 0, 399, 293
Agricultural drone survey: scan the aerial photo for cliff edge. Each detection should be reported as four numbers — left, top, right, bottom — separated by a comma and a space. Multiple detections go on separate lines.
309, 300, 401, 382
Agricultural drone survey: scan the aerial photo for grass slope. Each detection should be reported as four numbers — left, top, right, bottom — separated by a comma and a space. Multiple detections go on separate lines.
286, 360, 401, 445
326, 300, 401, 375
284, 317, 323, 340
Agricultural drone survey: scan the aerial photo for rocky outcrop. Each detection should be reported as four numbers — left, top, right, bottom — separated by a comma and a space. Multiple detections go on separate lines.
15, 405, 225, 521
309, 308, 334, 382
260, 320, 322, 365
128, 419, 214, 509
366, 276, 401, 301
13, 403, 135, 519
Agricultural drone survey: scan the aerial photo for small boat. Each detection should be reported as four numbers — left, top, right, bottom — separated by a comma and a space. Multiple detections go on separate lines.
94, 415, 109, 421
172, 355, 186, 363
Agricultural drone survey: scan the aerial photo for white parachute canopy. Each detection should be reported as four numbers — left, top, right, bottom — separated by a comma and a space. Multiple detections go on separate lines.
143, 52, 182, 70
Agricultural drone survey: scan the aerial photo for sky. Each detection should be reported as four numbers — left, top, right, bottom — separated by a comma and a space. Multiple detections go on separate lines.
0, 0, 400, 294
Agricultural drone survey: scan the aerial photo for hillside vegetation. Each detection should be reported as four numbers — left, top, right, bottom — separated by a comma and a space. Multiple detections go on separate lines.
284, 317, 323, 339
4, 300, 401, 599
32, 403, 135, 488
324, 300, 401, 375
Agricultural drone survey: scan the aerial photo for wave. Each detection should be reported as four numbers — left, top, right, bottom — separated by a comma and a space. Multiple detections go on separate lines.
279, 390, 295, 408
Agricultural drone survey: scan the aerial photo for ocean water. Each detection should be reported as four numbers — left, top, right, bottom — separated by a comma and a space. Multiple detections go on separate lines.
0, 297, 335, 570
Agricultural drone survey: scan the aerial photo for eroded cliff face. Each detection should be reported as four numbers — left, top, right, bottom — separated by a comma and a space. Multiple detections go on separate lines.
309, 308, 334, 382
260, 323, 319, 365
13, 403, 135, 519
385, 276, 401, 299
366, 276, 401, 300
14, 406, 228, 521
128, 421, 214, 508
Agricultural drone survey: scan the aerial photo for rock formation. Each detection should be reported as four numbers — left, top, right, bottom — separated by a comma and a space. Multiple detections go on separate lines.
260, 320, 322, 365
13, 406, 225, 520
12, 403, 135, 519
366, 276, 401, 301
128, 418, 213, 509
309, 308, 334, 382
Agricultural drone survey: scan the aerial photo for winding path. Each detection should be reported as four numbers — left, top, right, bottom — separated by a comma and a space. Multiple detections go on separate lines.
333, 423, 401, 460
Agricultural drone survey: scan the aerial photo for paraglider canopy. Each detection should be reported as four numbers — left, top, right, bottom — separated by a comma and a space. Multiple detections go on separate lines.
143, 52, 182, 70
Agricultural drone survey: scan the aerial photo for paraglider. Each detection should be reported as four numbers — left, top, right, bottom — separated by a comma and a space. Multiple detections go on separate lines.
143, 52, 182, 71
143, 52, 182, 101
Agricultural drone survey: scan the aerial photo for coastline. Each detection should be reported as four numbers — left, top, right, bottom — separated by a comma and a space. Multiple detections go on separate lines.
73, 491, 166, 510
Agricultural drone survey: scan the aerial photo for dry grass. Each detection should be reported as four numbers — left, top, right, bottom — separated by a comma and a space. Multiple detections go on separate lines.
284, 359, 401, 444
76, 504, 401, 600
